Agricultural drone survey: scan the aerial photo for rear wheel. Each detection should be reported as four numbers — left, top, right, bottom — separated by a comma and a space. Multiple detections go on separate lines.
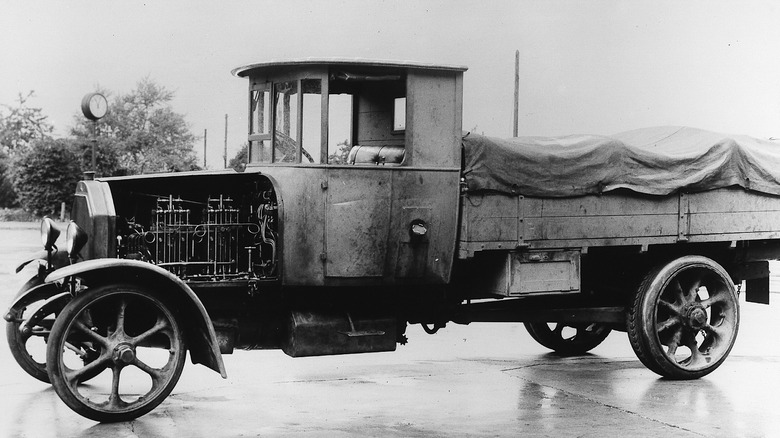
47, 285, 186, 422
525, 322, 612, 355
627, 256, 739, 379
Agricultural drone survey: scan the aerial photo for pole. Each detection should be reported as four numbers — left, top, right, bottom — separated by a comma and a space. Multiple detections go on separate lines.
203, 128, 208, 169
92, 120, 99, 170
224, 114, 228, 168
513, 50, 520, 137
86, 120, 98, 180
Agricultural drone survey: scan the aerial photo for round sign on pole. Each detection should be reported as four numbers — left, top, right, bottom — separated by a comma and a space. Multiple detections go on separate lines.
81, 92, 107, 180
81, 93, 108, 121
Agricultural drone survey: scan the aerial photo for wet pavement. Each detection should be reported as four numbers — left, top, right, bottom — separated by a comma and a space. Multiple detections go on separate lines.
1, 222, 780, 437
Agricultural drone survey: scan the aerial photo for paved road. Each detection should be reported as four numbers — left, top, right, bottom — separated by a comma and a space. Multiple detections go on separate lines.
1, 223, 780, 437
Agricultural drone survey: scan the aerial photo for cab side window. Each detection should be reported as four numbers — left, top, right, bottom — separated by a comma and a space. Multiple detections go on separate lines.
328, 74, 406, 166
246, 70, 406, 166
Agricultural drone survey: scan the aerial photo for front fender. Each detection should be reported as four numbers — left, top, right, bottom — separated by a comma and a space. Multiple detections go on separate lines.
5, 281, 63, 323
46, 259, 227, 378
15, 249, 70, 274
11, 275, 45, 302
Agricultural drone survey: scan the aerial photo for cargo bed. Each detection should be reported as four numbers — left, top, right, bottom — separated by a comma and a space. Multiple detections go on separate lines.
458, 186, 780, 258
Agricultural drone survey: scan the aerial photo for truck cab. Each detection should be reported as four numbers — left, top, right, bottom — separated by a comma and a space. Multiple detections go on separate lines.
232, 59, 467, 286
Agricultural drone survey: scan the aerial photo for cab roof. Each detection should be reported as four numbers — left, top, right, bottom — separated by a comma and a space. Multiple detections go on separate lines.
231, 58, 468, 77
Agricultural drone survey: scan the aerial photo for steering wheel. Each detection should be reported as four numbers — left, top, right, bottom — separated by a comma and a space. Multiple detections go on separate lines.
275, 132, 314, 163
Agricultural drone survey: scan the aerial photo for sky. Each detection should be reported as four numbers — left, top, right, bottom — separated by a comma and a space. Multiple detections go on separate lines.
2, 1, 779, 169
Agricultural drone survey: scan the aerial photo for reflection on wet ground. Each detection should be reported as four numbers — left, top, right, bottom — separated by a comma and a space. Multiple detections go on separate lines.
3, 323, 780, 437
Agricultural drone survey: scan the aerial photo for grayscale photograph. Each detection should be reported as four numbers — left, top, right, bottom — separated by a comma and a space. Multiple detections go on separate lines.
1, 1, 780, 437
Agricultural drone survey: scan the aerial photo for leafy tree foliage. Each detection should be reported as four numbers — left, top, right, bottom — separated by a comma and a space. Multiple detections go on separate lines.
0, 80, 201, 216
71, 78, 199, 175
0, 151, 18, 207
328, 139, 351, 164
0, 91, 54, 154
70, 136, 126, 177
228, 143, 248, 171
12, 138, 81, 216
0, 91, 54, 207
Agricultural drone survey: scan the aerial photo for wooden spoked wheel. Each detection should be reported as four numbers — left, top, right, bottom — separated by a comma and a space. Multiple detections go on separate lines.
47, 285, 186, 422
525, 322, 612, 355
4, 279, 87, 384
628, 256, 739, 379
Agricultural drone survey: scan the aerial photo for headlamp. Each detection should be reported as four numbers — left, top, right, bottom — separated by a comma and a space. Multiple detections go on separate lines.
65, 221, 88, 258
41, 217, 61, 251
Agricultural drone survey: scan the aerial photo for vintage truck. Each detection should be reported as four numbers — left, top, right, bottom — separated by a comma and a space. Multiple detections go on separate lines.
6, 58, 780, 422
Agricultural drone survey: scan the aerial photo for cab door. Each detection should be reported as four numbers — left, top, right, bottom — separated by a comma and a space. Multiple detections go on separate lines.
324, 168, 392, 277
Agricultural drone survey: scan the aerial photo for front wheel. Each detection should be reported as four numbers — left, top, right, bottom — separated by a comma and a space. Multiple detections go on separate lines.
627, 256, 739, 379
47, 285, 186, 422
525, 322, 612, 355
6, 278, 65, 383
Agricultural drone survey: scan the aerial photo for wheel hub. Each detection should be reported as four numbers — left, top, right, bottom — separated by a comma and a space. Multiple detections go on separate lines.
683, 304, 708, 330
113, 344, 135, 365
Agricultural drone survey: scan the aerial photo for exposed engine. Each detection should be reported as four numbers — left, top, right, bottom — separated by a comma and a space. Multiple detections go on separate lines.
109, 174, 279, 282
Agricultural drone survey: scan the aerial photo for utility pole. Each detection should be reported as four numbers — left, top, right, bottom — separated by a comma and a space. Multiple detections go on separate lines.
513, 50, 520, 137
224, 114, 228, 168
203, 128, 207, 169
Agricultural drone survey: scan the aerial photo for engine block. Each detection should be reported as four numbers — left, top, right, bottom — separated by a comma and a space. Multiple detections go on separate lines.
117, 187, 278, 282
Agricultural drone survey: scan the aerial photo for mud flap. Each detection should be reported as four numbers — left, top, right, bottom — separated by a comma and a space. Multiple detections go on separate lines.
734, 261, 770, 304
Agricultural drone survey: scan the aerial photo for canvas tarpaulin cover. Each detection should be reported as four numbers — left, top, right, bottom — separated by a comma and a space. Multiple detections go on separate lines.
462, 126, 780, 197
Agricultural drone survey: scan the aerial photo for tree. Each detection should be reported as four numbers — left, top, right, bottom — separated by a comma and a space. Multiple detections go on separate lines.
228, 143, 248, 171
71, 78, 199, 175
12, 138, 81, 216
70, 136, 126, 177
328, 139, 351, 164
0, 151, 18, 207
0, 91, 54, 207
0, 91, 54, 154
